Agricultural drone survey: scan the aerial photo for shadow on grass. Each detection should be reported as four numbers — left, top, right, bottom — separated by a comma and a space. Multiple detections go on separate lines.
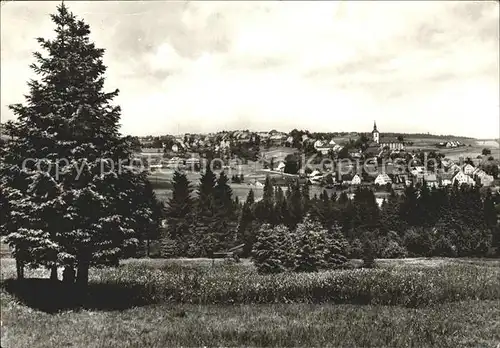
2, 278, 157, 314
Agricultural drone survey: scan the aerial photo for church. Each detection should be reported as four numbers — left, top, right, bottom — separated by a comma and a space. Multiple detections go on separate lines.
371, 121, 405, 151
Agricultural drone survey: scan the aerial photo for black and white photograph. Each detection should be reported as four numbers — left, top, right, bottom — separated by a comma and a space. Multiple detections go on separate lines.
1, 1, 499, 347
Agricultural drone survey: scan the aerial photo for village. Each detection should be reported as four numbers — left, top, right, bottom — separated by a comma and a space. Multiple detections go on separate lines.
131, 121, 499, 204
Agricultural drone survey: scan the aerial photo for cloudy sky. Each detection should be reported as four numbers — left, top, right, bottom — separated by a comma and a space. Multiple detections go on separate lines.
1, 1, 499, 138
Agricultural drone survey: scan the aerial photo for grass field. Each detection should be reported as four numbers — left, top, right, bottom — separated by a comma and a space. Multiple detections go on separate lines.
1, 257, 500, 347
405, 136, 499, 162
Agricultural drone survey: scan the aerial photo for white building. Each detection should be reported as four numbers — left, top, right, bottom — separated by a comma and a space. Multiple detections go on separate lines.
472, 168, 494, 186
351, 174, 362, 185
375, 173, 392, 186
277, 162, 286, 172
462, 163, 475, 175
452, 171, 475, 186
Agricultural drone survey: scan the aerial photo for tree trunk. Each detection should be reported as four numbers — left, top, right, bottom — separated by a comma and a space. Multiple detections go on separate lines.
50, 265, 58, 281
62, 266, 75, 284
76, 262, 89, 288
146, 235, 150, 257
16, 259, 24, 280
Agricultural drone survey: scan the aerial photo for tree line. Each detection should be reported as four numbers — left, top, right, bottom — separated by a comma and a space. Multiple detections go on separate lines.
163, 169, 500, 269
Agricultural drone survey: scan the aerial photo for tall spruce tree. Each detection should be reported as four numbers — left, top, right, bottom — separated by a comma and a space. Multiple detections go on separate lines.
251, 224, 286, 274
484, 189, 497, 229
237, 189, 257, 257
165, 171, 193, 254
197, 167, 217, 217
255, 175, 274, 223
214, 171, 234, 219
212, 171, 236, 250
0, 4, 160, 286
293, 218, 328, 272
286, 180, 304, 229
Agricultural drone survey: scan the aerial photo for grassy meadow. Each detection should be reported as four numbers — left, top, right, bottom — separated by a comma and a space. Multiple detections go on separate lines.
1, 256, 500, 347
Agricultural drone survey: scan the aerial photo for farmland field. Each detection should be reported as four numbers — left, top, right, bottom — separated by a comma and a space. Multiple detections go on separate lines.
1, 257, 499, 348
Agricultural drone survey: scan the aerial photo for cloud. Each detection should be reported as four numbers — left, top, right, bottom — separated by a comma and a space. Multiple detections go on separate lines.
1, 1, 499, 138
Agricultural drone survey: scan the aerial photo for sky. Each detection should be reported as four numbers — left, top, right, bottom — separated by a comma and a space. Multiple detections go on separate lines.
1, 1, 499, 138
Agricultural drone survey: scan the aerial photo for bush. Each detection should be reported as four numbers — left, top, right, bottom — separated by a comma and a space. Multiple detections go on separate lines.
482, 148, 491, 156
348, 238, 364, 259
160, 235, 179, 258
381, 240, 408, 259
432, 235, 457, 257
403, 228, 434, 257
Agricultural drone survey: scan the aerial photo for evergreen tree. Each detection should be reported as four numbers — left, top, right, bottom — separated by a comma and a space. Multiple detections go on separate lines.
255, 175, 274, 223
237, 190, 257, 257
214, 171, 234, 219
293, 218, 328, 272
361, 234, 376, 268
251, 224, 286, 274
159, 227, 179, 258
400, 183, 419, 226
330, 191, 338, 203
211, 171, 237, 251
301, 183, 310, 214
380, 189, 403, 234
286, 180, 304, 229
483, 189, 497, 229
165, 171, 193, 255
197, 167, 217, 217
338, 191, 350, 205
352, 187, 380, 230
324, 223, 348, 267
0, 4, 160, 286
263, 175, 274, 204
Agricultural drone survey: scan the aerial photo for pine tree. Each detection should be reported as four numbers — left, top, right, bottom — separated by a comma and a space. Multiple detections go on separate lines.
301, 183, 310, 214
484, 189, 497, 228
197, 167, 217, 217
160, 227, 179, 258
400, 183, 419, 227
212, 171, 237, 250
293, 218, 328, 272
251, 224, 286, 274
165, 171, 193, 255
330, 191, 338, 203
286, 180, 304, 229
263, 175, 274, 205
214, 171, 234, 219
361, 234, 376, 268
259, 175, 275, 223
237, 190, 257, 257
338, 191, 349, 205
0, 4, 161, 286
380, 189, 403, 234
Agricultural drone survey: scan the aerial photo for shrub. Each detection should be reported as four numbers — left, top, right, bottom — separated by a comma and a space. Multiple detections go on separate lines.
432, 235, 457, 257
160, 234, 179, 258
381, 240, 408, 259
403, 228, 433, 257
324, 234, 348, 267
348, 238, 364, 259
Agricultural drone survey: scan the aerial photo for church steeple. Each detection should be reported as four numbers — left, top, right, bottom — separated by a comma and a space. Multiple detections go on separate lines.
372, 120, 380, 144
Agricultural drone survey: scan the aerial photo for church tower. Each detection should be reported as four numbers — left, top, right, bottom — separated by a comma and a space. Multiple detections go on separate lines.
371, 121, 380, 144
